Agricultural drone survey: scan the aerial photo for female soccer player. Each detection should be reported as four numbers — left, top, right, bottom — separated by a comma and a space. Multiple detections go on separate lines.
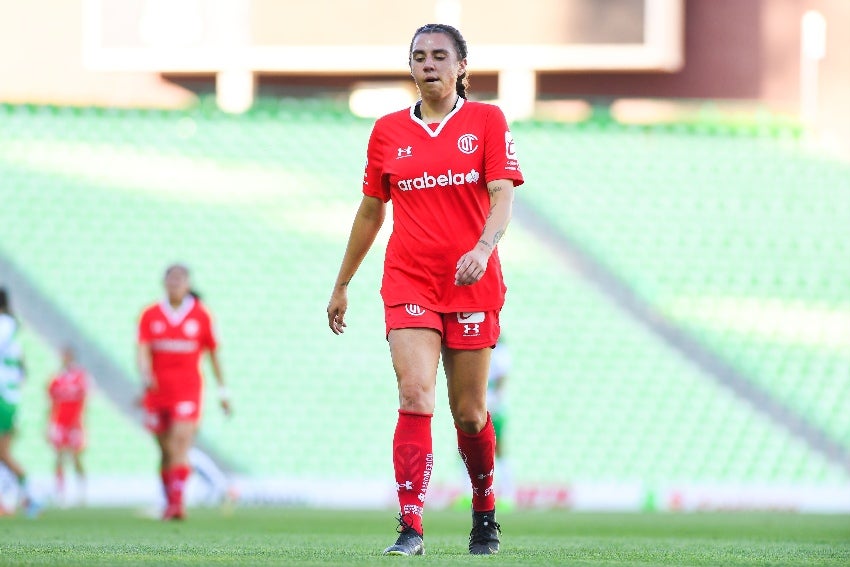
47, 346, 89, 507
0, 288, 36, 515
137, 264, 230, 520
327, 23, 523, 555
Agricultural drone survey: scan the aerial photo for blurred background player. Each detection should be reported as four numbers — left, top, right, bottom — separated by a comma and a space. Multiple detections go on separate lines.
188, 446, 237, 510
0, 287, 37, 516
137, 264, 231, 520
46, 345, 89, 507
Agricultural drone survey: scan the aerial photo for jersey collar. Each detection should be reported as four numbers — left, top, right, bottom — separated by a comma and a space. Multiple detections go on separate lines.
409, 96, 465, 137
158, 295, 196, 326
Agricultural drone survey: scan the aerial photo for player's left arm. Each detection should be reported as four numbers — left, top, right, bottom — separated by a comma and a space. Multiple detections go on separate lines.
455, 179, 515, 286
207, 348, 231, 417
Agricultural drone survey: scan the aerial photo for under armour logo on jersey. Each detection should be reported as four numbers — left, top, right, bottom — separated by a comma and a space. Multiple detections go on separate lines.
405, 304, 425, 317
396, 480, 414, 491
397, 146, 413, 158
457, 133, 478, 154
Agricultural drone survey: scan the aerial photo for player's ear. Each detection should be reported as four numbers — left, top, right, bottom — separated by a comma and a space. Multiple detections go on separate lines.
457, 58, 467, 77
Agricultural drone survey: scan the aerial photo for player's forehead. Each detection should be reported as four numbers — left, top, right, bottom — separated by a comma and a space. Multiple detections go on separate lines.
165, 264, 190, 280
410, 32, 456, 56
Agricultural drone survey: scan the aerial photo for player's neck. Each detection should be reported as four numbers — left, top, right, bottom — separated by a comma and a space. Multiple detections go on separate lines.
419, 95, 459, 123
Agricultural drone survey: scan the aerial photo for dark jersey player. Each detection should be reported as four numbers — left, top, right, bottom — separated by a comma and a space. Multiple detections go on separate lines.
327, 23, 523, 556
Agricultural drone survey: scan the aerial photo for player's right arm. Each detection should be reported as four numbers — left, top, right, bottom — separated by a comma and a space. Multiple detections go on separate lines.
327, 195, 386, 334
136, 342, 154, 397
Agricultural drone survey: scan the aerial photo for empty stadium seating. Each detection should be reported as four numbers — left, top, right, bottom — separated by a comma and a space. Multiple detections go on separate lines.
1, 99, 847, 493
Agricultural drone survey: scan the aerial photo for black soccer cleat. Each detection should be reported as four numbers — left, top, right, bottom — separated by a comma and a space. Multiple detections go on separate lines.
469, 509, 501, 555
383, 515, 425, 556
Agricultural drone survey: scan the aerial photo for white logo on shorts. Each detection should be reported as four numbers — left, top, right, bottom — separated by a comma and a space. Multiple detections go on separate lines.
463, 324, 481, 337
175, 401, 197, 417
457, 312, 485, 323
405, 304, 425, 317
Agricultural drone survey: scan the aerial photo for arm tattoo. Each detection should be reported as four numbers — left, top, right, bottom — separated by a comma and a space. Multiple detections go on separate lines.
493, 229, 505, 245
488, 185, 504, 197
340, 279, 351, 287
478, 239, 493, 250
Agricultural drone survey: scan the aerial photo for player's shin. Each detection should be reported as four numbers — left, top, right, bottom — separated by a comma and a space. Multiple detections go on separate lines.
456, 412, 496, 512
393, 410, 433, 535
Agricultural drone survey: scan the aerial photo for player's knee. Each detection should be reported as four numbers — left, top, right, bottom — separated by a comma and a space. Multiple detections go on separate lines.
397, 381, 434, 413
453, 408, 487, 435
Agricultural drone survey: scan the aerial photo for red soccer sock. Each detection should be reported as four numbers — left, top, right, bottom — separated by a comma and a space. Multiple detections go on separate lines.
393, 410, 433, 536
457, 412, 497, 512
164, 465, 191, 508
160, 468, 170, 502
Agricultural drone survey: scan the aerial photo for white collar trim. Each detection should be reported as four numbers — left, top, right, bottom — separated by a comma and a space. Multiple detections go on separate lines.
159, 295, 196, 326
409, 96, 465, 137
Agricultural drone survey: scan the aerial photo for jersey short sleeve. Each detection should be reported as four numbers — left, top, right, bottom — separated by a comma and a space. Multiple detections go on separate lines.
483, 106, 523, 186
138, 307, 154, 344
197, 305, 218, 352
363, 121, 391, 202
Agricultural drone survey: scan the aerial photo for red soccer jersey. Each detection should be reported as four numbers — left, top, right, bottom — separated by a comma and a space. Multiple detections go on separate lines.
48, 366, 88, 428
363, 99, 524, 312
137, 297, 217, 403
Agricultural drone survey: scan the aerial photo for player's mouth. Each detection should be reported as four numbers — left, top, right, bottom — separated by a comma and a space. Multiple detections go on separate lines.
424, 77, 440, 83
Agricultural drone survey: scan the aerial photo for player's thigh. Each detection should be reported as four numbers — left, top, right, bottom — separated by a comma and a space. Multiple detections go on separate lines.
443, 347, 491, 426
165, 419, 198, 458
388, 327, 442, 411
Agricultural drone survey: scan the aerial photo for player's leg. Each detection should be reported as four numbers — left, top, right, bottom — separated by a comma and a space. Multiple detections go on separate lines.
492, 412, 516, 508
145, 402, 171, 511
154, 427, 169, 509
383, 326, 441, 556
0, 432, 33, 514
444, 347, 501, 554
160, 419, 197, 520
54, 446, 67, 507
188, 446, 229, 506
443, 310, 501, 555
0, 399, 34, 514
71, 441, 86, 506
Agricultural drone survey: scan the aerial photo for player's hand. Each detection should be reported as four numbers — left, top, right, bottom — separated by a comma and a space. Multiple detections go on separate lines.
455, 244, 490, 286
135, 391, 146, 408
327, 288, 349, 335
219, 397, 232, 418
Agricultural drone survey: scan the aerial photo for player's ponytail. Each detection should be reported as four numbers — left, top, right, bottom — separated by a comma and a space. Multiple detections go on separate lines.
410, 23, 470, 99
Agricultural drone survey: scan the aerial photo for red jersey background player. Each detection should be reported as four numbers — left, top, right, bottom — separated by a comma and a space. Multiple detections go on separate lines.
327, 24, 523, 556
47, 346, 89, 506
137, 264, 230, 520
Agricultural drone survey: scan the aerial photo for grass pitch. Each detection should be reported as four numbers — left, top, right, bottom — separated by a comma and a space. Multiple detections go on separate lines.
0, 507, 847, 566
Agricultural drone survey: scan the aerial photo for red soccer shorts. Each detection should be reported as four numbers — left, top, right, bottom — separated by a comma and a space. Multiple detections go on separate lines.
385, 304, 500, 350
143, 396, 201, 435
48, 423, 86, 451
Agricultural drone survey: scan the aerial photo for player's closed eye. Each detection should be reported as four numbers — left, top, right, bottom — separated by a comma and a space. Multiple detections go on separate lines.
413, 53, 447, 63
